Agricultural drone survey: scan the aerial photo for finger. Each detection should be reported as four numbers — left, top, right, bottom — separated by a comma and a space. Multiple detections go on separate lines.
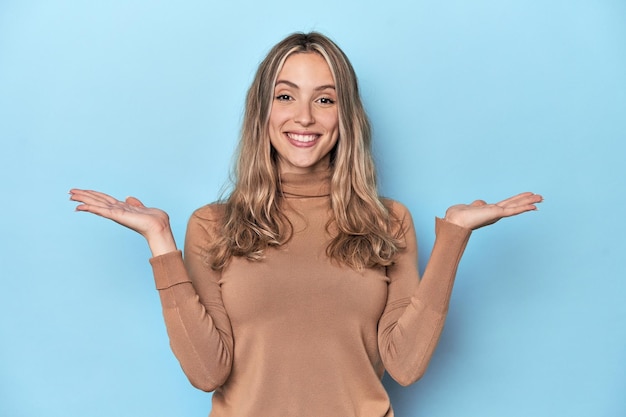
496, 192, 542, 208
70, 191, 124, 215
470, 200, 487, 207
69, 189, 118, 205
499, 203, 540, 218
494, 192, 533, 206
510, 193, 543, 208
73, 201, 118, 218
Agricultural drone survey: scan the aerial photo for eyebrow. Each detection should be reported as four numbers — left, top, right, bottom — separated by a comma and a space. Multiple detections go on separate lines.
275, 80, 336, 91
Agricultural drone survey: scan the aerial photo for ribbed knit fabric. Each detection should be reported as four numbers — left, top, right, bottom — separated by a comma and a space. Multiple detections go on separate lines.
149, 170, 471, 417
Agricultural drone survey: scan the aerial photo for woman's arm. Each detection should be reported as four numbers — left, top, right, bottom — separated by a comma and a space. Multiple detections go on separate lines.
379, 193, 542, 386
70, 190, 233, 391
150, 206, 234, 391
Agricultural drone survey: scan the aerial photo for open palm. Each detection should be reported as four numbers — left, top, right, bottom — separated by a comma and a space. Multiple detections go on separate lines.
69, 189, 171, 242
444, 192, 543, 230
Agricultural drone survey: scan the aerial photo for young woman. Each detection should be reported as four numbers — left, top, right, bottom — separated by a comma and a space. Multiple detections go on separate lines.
70, 32, 542, 416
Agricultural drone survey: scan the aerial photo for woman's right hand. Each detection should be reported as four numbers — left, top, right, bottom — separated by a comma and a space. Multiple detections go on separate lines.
69, 189, 178, 256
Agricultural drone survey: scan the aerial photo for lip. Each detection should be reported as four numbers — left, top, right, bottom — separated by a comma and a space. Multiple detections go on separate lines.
285, 132, 320, 148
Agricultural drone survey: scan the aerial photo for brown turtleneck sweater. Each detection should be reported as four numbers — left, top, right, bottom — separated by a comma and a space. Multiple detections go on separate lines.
149, 171, 471, 417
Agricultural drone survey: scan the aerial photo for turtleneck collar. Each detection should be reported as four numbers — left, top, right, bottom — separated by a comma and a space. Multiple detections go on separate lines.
280, 170, 331, 198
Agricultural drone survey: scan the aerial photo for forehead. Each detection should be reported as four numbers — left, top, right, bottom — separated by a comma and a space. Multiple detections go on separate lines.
276, 52, 335, 86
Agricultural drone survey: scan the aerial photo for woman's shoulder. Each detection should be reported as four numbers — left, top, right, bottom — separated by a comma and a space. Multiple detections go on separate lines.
190, 202, 227, 222
186, 203, 227, 239
380, 198, 415, 240
381, 198, 413, 222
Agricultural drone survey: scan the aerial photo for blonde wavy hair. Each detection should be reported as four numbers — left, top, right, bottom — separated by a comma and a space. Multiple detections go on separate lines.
209, 32, 401, 270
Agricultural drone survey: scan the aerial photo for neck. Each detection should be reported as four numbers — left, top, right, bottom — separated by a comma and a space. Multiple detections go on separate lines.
279, 169, 331, 198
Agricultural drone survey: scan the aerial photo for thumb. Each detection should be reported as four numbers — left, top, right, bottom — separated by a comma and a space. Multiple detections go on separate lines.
125, 196, 144, 208
470, 199, 487, 207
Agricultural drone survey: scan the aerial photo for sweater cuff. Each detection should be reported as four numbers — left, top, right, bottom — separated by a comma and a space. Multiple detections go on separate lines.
149, 250, 192, 290
435, 217, 472, 249
435, 217, 472, 235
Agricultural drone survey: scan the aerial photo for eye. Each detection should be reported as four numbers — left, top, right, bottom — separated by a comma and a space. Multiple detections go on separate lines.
317, 97, 335, 105
275, 94, 292, 101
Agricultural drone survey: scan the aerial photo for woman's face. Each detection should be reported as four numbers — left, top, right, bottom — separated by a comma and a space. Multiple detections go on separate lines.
268, 52, 339, 175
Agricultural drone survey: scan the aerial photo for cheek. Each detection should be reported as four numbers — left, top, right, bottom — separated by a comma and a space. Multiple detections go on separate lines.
269, 105, 290, 127
320, 110, 339, 133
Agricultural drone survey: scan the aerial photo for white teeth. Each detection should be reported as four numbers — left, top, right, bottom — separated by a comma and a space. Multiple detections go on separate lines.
287, 133, 318, 142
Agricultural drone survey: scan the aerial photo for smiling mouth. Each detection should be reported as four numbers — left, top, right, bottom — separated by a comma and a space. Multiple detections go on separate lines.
286, 132, 320, 143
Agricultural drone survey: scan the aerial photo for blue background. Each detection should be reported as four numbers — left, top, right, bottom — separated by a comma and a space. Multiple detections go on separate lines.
1, 1, 625, 416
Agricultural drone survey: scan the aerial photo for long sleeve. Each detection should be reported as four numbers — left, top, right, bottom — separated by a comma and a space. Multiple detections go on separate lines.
149, 204, 233, 391
378, 201, 471, 386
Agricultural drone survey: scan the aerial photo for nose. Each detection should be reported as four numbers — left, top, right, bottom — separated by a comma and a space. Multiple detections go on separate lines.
294, 102, 315, 126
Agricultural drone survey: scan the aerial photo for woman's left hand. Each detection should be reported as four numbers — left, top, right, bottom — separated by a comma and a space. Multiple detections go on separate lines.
444, 192, 543, 230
